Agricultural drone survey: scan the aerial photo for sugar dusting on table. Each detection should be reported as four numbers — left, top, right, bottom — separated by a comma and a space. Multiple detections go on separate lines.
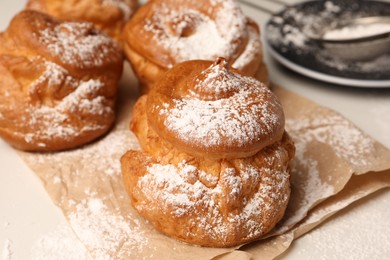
294, 191, 390, 260
279, 138, 335, 230
287, 114, 376, 170
69, 198, 147, 259
21, 115, 151, 258
274, 110, 381, 232
31, 225, 91, 260
28, 122, 135, 178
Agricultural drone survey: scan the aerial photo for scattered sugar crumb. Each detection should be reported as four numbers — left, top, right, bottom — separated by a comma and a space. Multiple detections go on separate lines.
52, 176, 62, 184
1, 239, 12, 260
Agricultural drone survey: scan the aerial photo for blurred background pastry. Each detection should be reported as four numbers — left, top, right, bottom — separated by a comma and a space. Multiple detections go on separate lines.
0, 10, 123, 151
122, 0, 269, 92
26, 0, 138, 43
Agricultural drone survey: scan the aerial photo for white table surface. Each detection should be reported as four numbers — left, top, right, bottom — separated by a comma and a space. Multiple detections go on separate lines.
1, 0, 390, 259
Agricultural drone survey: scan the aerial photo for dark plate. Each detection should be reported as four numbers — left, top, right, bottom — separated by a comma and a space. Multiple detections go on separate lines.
265, 0, 390, 87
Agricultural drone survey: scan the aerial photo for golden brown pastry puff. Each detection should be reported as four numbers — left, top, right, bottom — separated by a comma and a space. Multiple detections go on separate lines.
26, 0, 137, 43
122, 0, 269, 93
0, 10, 123, 151
121, 58, 295, 247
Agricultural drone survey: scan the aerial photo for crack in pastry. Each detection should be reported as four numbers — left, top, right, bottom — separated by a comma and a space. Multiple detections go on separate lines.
0, 10, 123, 151
122, 0, 269, 92
121, 58, 295, 247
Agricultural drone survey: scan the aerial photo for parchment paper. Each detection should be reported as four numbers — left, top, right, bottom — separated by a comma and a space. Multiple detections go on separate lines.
18, 72, 390, 259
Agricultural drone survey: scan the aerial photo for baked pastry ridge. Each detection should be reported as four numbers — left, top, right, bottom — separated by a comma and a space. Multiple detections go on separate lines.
122, 0, 268, 91
147, 58, 284, 159
121, 58, 295, 247
0, 10, 123, 151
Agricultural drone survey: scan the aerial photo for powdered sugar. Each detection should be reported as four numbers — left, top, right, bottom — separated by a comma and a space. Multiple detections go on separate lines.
22, 19, 120, 146
323, 23, 390, 41
57, 79, 110, 115
232, 24, 261, 71
142, 162, 207, 217
139, 158, 290, 241
267, 9, 308, 50
143, 0, 247, 68
279, 137, 334, 230
28, 122, 135, 178
159, 63, 282, 150
304, 194, 360, 225
317, 53, 390, 73
39, 22, 115, 68
69, 198, 147, 260
287, 114, 375, 170
267, 1, 342, 50
24, 70, 113, 146
162, 95, 271, 147
191, 62, 246, 98
30, 61, 71, 91
21, 115, 148, 258
274, 111, 379, 231
31, 225, 91, 260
